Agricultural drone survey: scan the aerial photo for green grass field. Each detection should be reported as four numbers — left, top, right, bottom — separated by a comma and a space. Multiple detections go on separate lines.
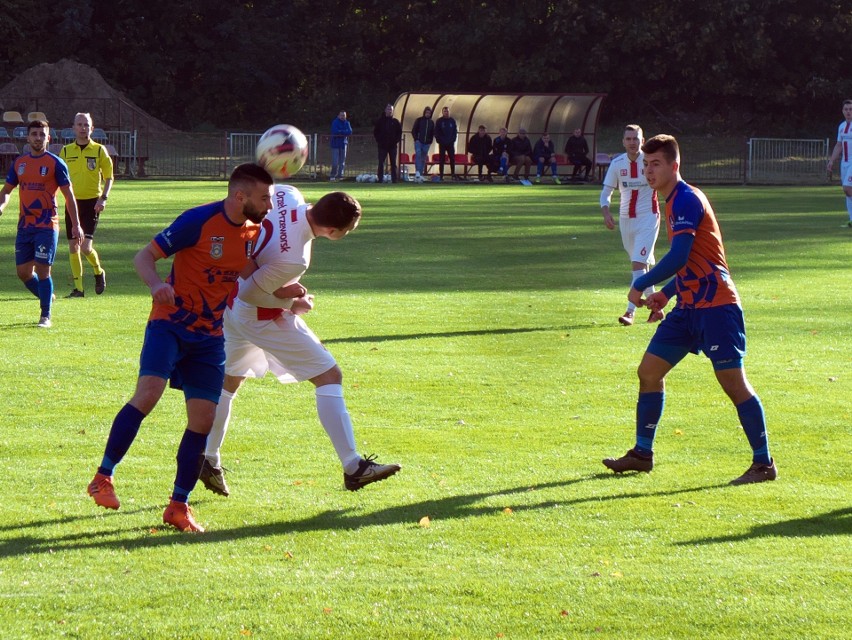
0, 181, 849, 639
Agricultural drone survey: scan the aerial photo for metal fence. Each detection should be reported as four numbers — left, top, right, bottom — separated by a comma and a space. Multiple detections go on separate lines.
747, 138, 830, 184
93, 131, 834, 185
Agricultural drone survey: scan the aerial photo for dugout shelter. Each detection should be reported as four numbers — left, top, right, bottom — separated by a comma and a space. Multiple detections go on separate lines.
392, 91, 606, 172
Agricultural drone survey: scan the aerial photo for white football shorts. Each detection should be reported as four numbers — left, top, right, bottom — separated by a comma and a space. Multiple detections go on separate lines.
619, 213, 660, 264
841, 162, 852, 187
223, 298, 336, 384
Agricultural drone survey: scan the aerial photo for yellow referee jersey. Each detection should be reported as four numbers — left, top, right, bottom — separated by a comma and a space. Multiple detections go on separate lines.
60, 141, 114, 199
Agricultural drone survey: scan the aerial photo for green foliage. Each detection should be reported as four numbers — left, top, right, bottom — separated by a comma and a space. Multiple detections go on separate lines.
1, 1, 850, 132
0, 182, 849, 638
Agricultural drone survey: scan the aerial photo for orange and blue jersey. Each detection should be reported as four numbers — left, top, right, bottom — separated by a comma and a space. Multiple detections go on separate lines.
149, 201, 259, 336
665, 181, 739, 309
5, 152, 70, 231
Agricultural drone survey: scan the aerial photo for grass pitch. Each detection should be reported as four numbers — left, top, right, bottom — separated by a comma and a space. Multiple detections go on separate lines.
0, 181, 849, 639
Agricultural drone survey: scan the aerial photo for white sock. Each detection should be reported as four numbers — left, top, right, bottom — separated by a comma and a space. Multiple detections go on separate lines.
205, 389, 237, 467
627, 268, 648, 313
846, 196, 852, 220
315, 384, 360, 472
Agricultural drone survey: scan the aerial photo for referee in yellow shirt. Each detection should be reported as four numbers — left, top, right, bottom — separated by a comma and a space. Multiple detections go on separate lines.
60, 112, 113, 296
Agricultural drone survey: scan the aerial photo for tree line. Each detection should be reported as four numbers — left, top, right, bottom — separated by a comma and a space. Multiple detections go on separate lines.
1, 0, 849, 135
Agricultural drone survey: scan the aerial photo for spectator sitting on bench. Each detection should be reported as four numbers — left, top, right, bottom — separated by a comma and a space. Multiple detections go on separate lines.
533, 132, 560, 184
468, 125, 493, 181
509, 128, 533, 182
491, 127, 511, 177
565, 127, 592, 181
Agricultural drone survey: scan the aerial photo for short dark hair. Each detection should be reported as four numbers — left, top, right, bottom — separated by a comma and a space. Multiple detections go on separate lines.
28, 119, 49, 132
624, 124, 643, 138
844, 99, 852, 107
311, 192, 361, 229
228, 163, 273, 194
642, 134, 679, 163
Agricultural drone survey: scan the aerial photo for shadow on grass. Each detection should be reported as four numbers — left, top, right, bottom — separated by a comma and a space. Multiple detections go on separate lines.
0, 475, 728, 557
676, 506, 852, 546
324, 325, 585, 344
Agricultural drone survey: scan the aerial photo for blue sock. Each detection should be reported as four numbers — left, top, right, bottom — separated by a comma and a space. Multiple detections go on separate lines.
38, 276, 53, 317
635, 392, 665, 455
736, 395, 771, 465
98, 403, 146, 476
24, 275, 40, 297
537, 160, 544, 175
172, 430, 208, 503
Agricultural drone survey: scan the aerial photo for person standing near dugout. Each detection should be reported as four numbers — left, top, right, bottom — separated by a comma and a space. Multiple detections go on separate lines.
60, 112, 113, 297
599, 124, 662, 326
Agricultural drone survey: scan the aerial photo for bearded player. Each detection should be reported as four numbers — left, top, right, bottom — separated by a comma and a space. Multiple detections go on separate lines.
199, 185, 400, 496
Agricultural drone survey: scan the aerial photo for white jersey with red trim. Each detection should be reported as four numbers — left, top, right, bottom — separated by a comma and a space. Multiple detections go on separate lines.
236, 184, 314, 308
600, 152, 659, 218
836, 119, 852, 166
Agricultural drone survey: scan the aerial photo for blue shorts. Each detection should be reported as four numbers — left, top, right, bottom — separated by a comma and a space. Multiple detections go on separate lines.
15, 227, 59, 266
139, 320, 225, 402
647, 304, 746, 370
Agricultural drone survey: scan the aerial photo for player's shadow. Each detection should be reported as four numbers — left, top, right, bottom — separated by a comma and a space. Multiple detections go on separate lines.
0, 476, 728, 557
675, 506, 852, 546
324, 325, 590, 345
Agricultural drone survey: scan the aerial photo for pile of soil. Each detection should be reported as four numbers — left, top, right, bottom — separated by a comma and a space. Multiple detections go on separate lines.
0, 59, 171, 132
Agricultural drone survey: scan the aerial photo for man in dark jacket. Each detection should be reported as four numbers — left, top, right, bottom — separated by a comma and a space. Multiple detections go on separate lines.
491, 127, 511, 177
468, 125, 493, 181
565, 128, 592, 181
509, 128, 533, 181
373, 104, 403, 183
434, 106, 458, 180
411, 106, 435, 182
533, 132, 561, 184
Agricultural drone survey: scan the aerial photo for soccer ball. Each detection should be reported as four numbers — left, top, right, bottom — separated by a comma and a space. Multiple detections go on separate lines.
256, 124, 308, 179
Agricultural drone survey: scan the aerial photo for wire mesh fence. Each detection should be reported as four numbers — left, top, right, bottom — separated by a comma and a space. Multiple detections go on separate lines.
82, 130, 835, 185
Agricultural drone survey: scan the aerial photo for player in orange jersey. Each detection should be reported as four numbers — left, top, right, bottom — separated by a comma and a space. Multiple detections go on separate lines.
0, 120, 82, 327
603, 134, 776, 486
86, 163, 271, 532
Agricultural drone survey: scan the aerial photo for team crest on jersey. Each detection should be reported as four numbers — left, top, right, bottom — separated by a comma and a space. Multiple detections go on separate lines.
210, 236, 225, 259
620, 169, 628, 176
40, 166, 48, 176
87, 158, 97, 171
17, 163, 26, 175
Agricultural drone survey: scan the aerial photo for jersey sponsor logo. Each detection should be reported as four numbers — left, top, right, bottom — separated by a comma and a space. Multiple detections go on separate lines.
210, 236, 225, 259
278, 213, 291, 252
709, 345, 719, 351
672, 215, 691, 229
87, 157, 96, 171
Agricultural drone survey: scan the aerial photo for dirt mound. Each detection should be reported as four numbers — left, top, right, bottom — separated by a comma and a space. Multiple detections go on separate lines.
0, 59, 172, 132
